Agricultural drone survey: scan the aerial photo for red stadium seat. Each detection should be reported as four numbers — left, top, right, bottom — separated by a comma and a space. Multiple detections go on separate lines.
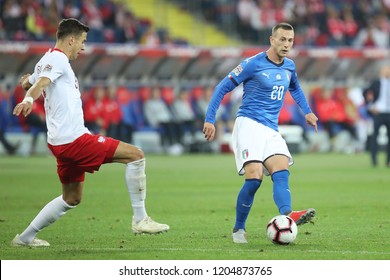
191, 86, 204, 101
161, 87, 175, 105
139, 87, 151, 102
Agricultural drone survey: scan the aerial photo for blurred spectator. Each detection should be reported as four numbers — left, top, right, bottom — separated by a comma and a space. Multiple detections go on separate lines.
334, 86, 360, 149
342, 6, 359, 46
363, 64, 390, 167
250, 0, 275, 44
353, 16, 389, 48
83, 85, 106, 134
171, 87, 197, 146
140, 25, 160, 47
352, 0, 376, 28
334, 87, 359, 129
214, 0, 236, 33
114, 4, 140, 43
101, 0, 117, 27
115, 86, 140, 144
25, 4, 46, 41
2, 0, 27, 40
314, 85, 358, 151
348, 85, 370, 152
104, 85, 122, 139
45, 2, 60, 39
0, 84, 20, 155
81, 0, 104, 42
62, 0, 81, 19
143, 86, 181, 152
199, 0, 217, 22
237, 0, 257, 41
326, 5, 345, 46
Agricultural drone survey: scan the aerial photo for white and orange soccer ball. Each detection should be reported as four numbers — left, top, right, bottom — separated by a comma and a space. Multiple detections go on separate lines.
266, 215, 298, 245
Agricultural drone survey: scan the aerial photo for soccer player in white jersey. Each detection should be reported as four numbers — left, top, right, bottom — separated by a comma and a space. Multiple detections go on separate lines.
11, 18, 169, 247
203, 22, 318, 243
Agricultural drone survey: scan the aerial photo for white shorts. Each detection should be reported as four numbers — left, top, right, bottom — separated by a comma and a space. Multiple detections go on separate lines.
231, 116, 293, 176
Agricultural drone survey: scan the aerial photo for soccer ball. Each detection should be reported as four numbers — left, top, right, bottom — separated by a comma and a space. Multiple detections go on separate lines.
266, 215, 298, 245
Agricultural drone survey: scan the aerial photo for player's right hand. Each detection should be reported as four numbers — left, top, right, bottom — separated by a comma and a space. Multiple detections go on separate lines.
203, 122, 216, 142
305, 112, 318, 132
13, 102, 32, 117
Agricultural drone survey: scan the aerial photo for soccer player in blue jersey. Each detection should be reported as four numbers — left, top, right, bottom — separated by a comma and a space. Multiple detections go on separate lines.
203, 22, 318, 243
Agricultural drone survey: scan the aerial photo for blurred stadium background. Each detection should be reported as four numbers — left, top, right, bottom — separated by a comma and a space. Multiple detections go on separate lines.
0, 0, 389, 156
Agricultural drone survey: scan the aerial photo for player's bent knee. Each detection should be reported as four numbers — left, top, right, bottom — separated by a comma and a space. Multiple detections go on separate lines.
64, 197, 82, 206
114, 142, 145, 163
133, 147, 145, 161
125, 146, 144, 163
62, 182, 83, 206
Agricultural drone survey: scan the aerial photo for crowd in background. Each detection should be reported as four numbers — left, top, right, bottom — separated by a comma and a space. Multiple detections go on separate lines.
3, 0, 390, 47
176, 0, 390, 47
0, 0, 188, 46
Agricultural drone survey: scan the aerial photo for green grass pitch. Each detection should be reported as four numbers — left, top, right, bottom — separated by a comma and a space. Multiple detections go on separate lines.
0, 152, 389, 260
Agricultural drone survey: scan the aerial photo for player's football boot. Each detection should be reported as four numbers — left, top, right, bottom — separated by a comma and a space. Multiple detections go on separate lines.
132, 216, 170, 234
11, 234, 50, 247
232, 229, 248, 243
289, 208, 316, 226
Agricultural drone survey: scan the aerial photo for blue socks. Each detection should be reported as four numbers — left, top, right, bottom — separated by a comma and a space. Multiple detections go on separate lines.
234, 179, 262, 230
271, 170, 291, 215
233, 170, 291, 230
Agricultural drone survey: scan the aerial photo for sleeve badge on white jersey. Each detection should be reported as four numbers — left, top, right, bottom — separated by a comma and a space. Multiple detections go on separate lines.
43, 64, 53, 73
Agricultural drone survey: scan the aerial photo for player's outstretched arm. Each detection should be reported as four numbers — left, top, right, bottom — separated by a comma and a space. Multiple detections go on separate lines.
13, 77, 51, 117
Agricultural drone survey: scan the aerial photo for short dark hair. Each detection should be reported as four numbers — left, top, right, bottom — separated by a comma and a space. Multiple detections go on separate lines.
272, 22, 294, 35
56, 18, 89, 40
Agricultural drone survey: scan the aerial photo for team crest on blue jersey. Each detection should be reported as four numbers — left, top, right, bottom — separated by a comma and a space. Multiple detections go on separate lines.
285, 70, 291, 81
242, 149, 249, 159
276, 74, 281, 80
232, 65, 243, 76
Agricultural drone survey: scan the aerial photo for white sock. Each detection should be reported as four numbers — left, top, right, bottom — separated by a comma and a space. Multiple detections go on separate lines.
19, 195, 75, 244
126, 158, 148, 223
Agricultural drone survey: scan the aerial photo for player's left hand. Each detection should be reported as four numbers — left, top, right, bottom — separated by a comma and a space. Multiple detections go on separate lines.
203, 122, 216, 142
305, 112, 318, 132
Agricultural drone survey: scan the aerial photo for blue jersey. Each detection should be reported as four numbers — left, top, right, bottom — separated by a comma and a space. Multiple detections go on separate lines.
205, 52, 312, 131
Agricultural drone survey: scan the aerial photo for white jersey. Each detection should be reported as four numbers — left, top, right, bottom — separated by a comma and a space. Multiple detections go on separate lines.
28, 49, 90, 145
